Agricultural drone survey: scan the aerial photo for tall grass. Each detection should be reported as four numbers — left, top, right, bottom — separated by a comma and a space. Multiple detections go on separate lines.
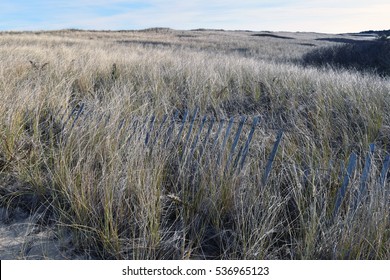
0, 30, 389, 259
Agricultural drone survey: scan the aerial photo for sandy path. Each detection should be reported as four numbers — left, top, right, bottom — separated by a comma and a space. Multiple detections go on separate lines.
0, 207, 80, 260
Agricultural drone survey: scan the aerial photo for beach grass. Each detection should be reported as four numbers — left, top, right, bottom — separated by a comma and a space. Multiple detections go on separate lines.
0, 29, 389, 259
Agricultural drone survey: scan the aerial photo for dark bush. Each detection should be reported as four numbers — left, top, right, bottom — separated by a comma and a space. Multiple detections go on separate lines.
301, 40, 390, 76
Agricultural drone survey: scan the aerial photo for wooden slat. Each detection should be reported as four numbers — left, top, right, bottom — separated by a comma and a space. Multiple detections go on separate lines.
217, 117, 234, 166
333, 152, 357, 219
226, 116, 247, 170
239, 116, 260, 171
180, 108, 199, 161
198, 117, 215, 161
379, 154, 390, 187
189, 115, 207, 160
175, 110, 189, 145
151, 114, 168, 147
351, 143, 375, 212
164, 110, 179, 147
212, 118, 225, 150
61, 103, 83, 132
144, 115, 156, 145
262, 130, 283, 186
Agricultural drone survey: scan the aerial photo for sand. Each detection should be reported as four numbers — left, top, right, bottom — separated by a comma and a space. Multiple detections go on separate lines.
0, 206, 81, 260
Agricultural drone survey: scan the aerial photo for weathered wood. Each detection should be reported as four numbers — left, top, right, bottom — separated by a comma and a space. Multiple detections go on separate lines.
138, 115, 149, 141
58, 108, 390, 220
61, 103, 83, 132
151, 114, 168, 147
232, 145, 244, 170
104, 112, 111, 126
333, 152, 357, 219
379, 154, 390, 187
124, 118, 140, 146
144, 115, 156, 145
217, 117, 234, 165
198, 117, 215, 161
117, 118, 125, 132
175, 110, 189, 145
351, 143, 375, 212
239, 116, 260, 170
164, 110, 179, 147
69, 103, 85, 131
189, 115, 207, 160
262, 130, 283, 186
212, 118, 225, 150
226, 116, 247, 170
180, 108, 199, 161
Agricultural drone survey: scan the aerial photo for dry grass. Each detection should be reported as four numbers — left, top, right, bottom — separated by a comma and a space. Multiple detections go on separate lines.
0, 29, 389, 259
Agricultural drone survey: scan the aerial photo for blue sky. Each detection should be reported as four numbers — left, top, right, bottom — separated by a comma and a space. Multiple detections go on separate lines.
0, 0, 389, 33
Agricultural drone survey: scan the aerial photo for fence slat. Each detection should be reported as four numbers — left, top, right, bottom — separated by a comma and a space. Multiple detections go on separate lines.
189, 115, 207, 160
70, 103, 85, 130
61, 105, 80, 131
62, 103, 85, 133
226, 116, 247, 170
333, 152, 357, 219
151, 114, 168, 147
137, 116, 149, 141
123, 118, 140, 147
262, 130, 283, 186
104, 112, 111, 126
144, 115, 156, 145
239, 116, 260, 171
175, 110, 189, 145
198, 117, 215, 161
180, 107, 199, 161
117, 118, 125, 132
217, 117, 235, 166
164, 110, 179, 147
379, 154, 390, 187
212, 118, 225, 150
351, 143, 375, 212
233, 145, 244, 170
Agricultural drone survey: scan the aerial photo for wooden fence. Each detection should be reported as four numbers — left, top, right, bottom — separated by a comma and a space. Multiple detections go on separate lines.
61, 104, 284, 178
62, 104, 389, 219
333, 144, 390, 220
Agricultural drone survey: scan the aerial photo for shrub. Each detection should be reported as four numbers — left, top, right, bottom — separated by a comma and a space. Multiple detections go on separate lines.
302, 40, 390, 76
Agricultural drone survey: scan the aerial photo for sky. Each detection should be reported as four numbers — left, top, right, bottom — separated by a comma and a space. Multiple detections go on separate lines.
0, 0, 389, 33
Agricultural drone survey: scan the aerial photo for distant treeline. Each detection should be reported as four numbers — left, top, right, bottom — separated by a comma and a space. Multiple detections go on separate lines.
359, 29, 390, 36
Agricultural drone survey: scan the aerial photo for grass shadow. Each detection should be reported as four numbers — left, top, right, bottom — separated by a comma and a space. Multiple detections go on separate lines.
301, 39, 390, 76
251, 33, 294, 40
